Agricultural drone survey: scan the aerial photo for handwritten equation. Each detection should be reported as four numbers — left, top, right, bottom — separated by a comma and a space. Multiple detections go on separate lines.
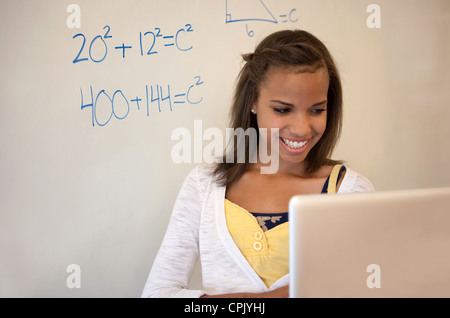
80, 76, 204, 127
225, 0, 298, 37
71, 22, 202, 127
72, 24, 194, 63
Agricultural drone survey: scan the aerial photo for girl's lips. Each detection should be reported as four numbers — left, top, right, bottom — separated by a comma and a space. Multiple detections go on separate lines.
280, 137, 309, 150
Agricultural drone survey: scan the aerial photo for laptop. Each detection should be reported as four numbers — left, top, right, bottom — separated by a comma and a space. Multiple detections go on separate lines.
289, 187, 450, 298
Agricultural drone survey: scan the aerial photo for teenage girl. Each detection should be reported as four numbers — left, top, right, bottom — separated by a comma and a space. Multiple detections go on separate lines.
142, 29, 374, 298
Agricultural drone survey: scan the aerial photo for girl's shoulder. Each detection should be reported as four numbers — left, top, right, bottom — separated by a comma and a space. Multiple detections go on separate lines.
183, 164, 221, 194
339, 166, 375, 193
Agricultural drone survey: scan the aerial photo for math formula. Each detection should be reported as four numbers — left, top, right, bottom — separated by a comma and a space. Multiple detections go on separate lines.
72, 24, 194, 63
71, 23, 203, 127
225, 0, 298, 37
80, 76, 204, 127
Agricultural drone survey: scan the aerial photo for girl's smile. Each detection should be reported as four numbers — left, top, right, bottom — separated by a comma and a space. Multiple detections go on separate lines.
280, 137, 310, 152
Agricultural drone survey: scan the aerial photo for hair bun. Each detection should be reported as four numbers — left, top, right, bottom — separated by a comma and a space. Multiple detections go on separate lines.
242, 53, 254, 62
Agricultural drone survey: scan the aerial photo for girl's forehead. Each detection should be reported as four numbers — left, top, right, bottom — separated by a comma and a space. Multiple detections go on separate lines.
264, 64, 327, 77
260, 65, 327, 84
260, 66, 329, 91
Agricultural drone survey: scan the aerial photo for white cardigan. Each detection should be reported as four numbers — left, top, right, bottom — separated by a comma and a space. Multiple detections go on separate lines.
141, 164, 375, 298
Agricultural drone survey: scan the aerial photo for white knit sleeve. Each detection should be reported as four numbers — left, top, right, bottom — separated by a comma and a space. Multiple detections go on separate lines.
141, 166, 206, 298
338, 167, 375, 193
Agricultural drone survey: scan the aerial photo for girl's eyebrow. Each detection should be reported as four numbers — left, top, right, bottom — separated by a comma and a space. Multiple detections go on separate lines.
270, 99, 328, 107
311, 100, 328, 107
270, 100, 294, 106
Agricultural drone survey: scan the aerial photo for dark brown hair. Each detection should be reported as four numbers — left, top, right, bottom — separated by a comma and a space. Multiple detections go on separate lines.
213, 29, 343, 187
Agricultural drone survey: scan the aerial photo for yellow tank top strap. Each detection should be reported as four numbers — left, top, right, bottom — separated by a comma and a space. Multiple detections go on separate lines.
327, 164, 343, 194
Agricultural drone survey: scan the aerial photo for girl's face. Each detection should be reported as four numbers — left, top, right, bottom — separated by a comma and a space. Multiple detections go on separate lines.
254, 65, 329, 173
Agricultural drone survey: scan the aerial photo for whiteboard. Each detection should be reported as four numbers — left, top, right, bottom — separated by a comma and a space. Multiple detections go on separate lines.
1, 0, 449, 297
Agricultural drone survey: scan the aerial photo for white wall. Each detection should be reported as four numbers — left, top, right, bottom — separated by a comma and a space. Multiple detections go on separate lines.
0, 0, 449, 297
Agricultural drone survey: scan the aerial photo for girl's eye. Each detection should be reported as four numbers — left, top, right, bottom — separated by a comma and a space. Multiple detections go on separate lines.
311, 108, 327, 115
273, 108, 290, 114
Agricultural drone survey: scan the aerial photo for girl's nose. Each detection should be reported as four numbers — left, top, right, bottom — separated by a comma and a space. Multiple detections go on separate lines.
288, 113, 311, 138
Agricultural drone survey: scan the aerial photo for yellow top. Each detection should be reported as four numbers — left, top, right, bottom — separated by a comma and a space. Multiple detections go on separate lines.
225, 199, 289, 288
224, 164, 344, 287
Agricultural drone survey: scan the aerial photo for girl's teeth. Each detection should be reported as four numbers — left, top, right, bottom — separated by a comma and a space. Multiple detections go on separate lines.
281, 137, 307, 149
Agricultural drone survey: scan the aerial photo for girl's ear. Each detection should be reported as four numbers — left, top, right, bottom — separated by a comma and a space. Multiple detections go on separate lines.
251, 103, 257, 114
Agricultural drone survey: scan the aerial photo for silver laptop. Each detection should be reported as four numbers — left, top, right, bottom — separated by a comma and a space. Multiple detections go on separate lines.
289, 187, 450, 298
